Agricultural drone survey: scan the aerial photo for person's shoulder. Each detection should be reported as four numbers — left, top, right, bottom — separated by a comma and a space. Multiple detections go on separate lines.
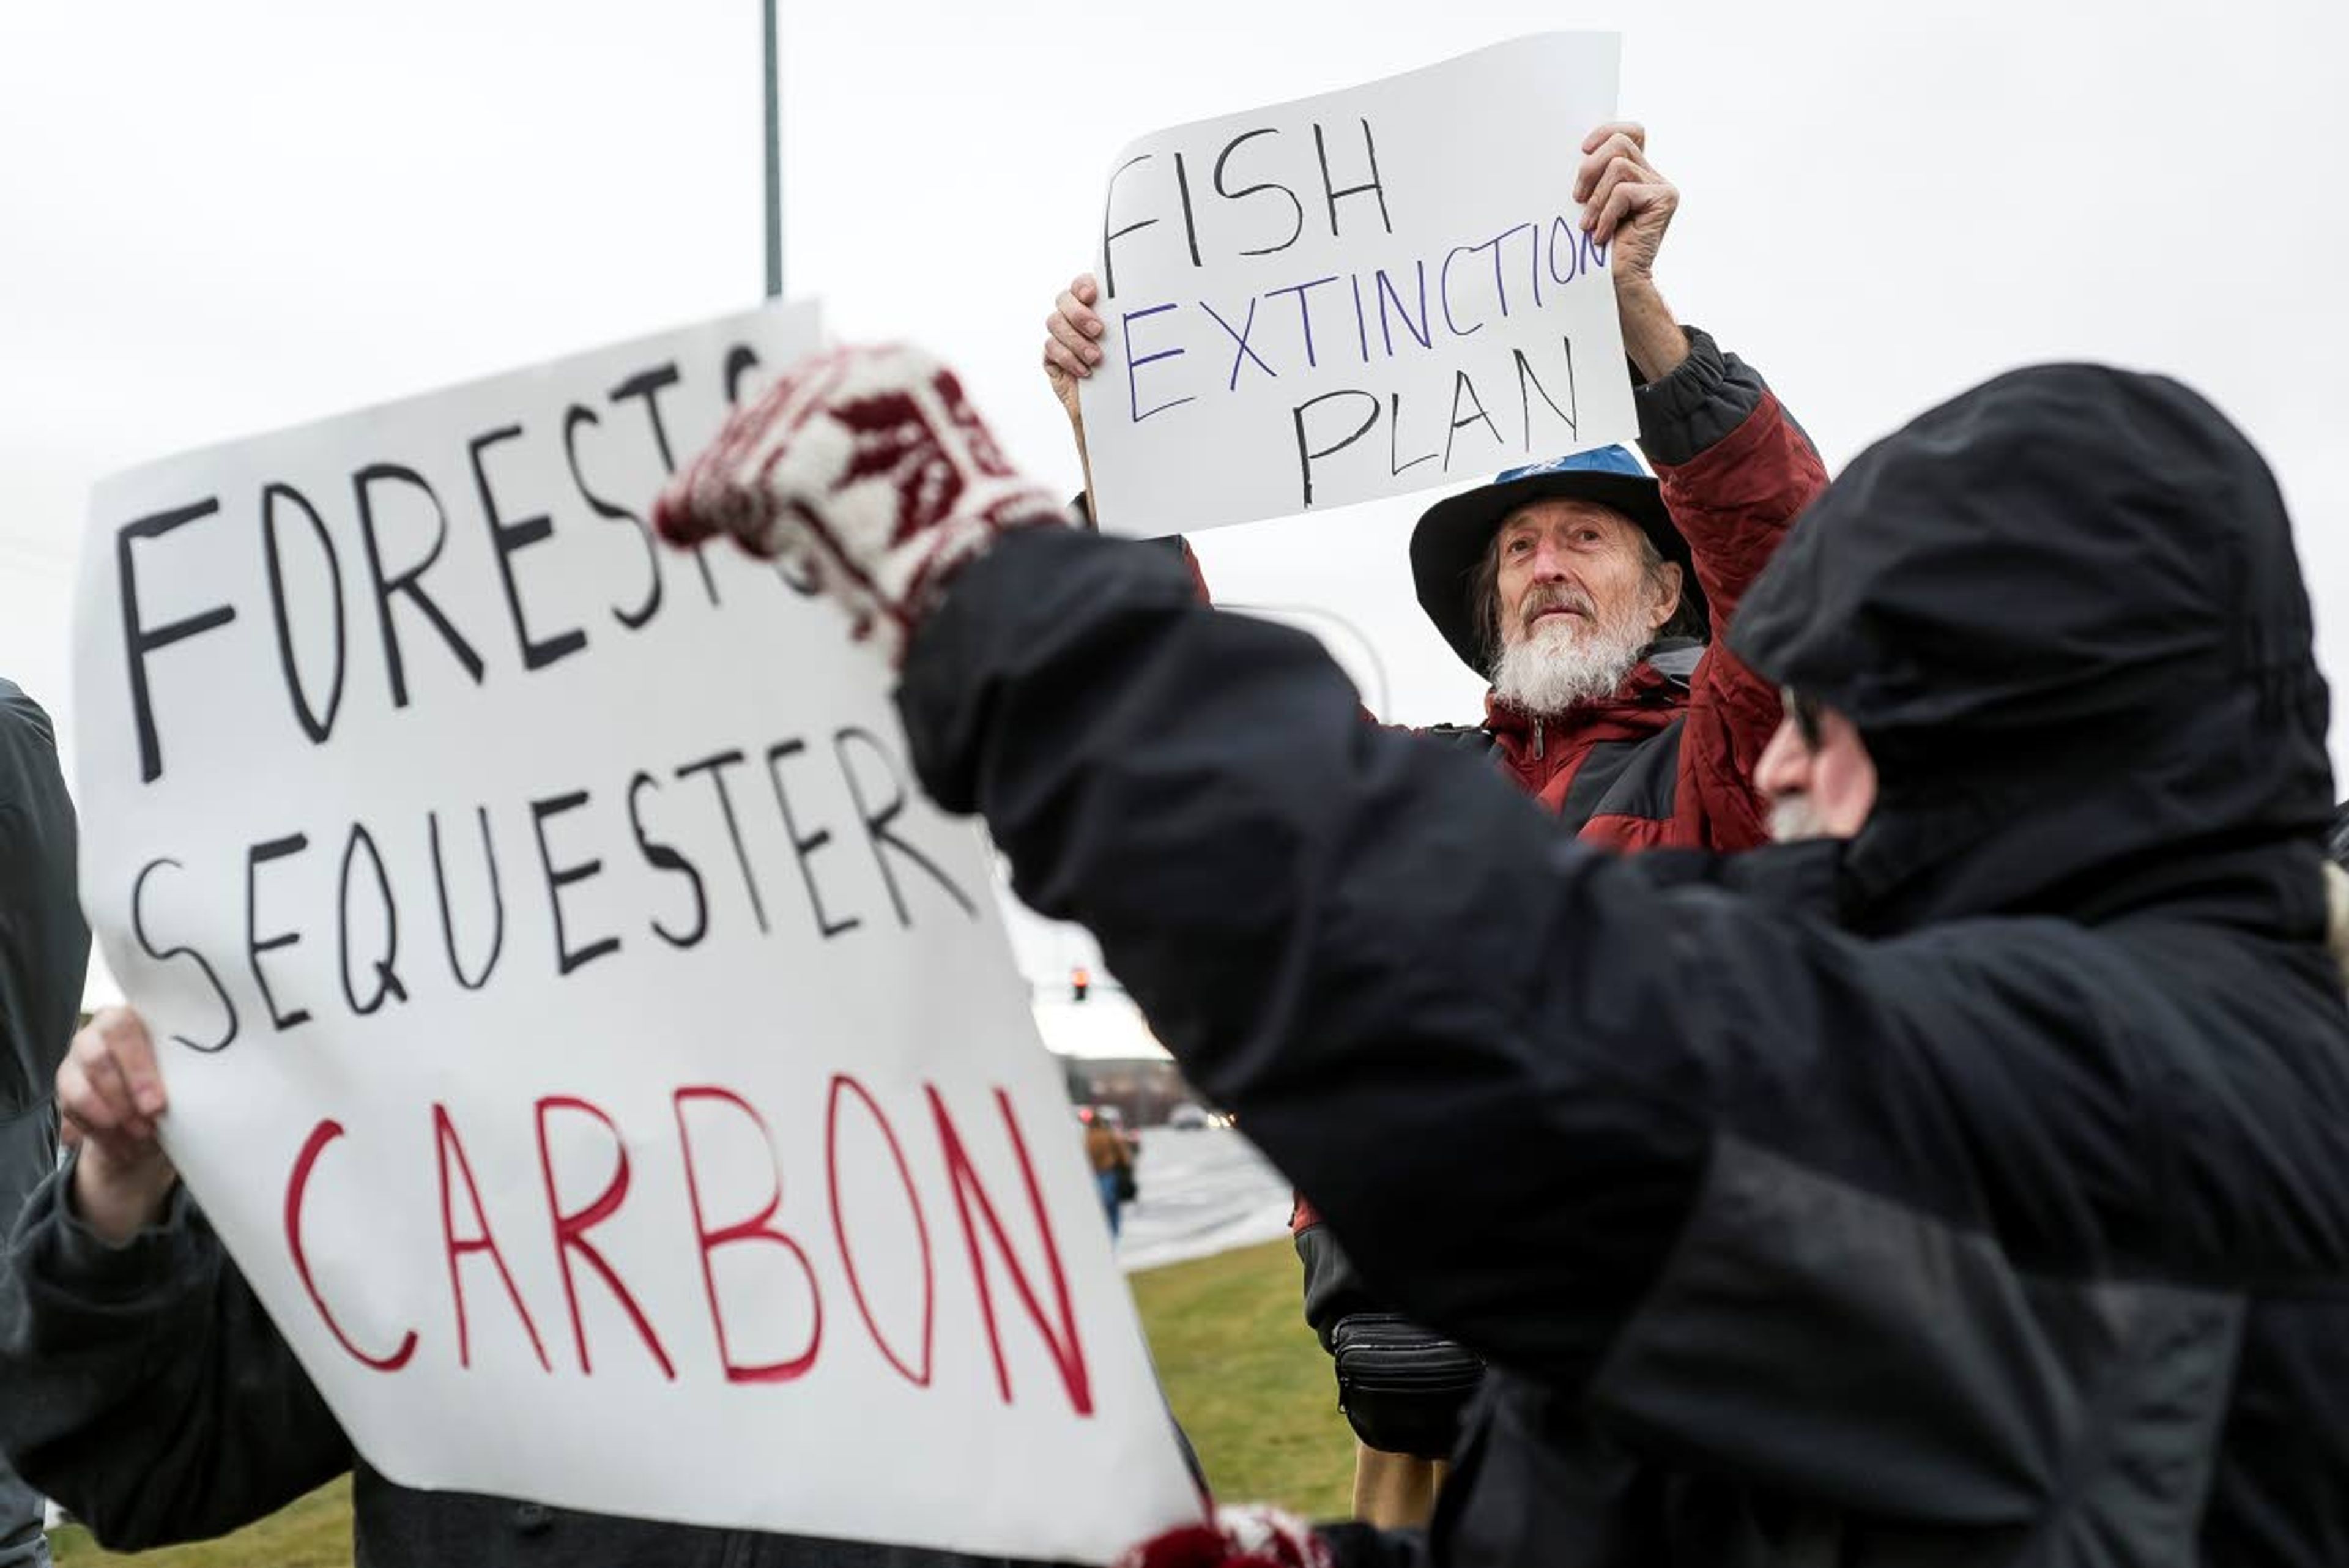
0, 678, 58, 748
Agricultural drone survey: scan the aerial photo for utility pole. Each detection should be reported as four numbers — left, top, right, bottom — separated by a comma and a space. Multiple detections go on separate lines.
762, 0, 783, 299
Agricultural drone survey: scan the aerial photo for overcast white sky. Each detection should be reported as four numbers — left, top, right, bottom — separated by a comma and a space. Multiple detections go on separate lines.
6, 1, 2346, 1005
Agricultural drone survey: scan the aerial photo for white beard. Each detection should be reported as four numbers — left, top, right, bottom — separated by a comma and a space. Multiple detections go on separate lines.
1489, 603, 1651, 717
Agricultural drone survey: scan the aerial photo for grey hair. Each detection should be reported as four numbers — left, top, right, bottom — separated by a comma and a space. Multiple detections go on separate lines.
1471, 522, 1704, 670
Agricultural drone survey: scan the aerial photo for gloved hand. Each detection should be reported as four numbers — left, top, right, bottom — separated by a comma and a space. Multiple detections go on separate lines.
653, 344, 1069, 665
1115, 1505, 1331, 1568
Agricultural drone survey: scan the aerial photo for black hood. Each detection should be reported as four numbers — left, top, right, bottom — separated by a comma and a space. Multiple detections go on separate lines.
1729, 364, 2334, 936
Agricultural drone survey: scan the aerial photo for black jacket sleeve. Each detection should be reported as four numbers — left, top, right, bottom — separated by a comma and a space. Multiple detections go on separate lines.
897, 526, 2349, 1427
1294, 1219, 1376, 1352
0, 1154, 354, 1549
900, 529, 1716, 1388
0, 678, 89, 1118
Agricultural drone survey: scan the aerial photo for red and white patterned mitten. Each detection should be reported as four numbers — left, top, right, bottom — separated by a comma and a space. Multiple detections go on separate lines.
1115, 1506, 1332, 1568
653, 344, 1067, 664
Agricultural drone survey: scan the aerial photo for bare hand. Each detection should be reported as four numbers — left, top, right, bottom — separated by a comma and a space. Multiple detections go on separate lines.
1573, 123, 1677, 289
57, 1008, 180, 1244
1042, 273, 1106, 434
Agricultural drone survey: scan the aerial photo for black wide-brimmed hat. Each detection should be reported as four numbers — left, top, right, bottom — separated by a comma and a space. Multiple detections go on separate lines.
1409, 445, 1702, 677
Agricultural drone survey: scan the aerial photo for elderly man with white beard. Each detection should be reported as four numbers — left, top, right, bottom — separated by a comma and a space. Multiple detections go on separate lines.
1046, 124, 1822, 845
1045, 123, 1827, 1525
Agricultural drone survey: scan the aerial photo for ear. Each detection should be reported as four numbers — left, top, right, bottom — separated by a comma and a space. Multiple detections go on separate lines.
1646, 561, 1685, 634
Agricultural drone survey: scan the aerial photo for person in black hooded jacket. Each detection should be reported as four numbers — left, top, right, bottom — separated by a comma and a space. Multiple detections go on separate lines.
651, 343, 2349, 1567
0, 678, 87, 1568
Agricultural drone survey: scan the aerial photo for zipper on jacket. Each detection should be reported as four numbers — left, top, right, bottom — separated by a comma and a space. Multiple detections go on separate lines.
1534, 719, 1545, 760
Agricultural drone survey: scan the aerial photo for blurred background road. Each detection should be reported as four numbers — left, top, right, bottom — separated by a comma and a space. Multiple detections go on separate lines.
1115, 1124, 1293, 1275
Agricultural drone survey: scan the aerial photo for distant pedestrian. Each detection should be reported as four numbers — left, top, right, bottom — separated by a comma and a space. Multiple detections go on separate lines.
1083, 1109, 1135, 1239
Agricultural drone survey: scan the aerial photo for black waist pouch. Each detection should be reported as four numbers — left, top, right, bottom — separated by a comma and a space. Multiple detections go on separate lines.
1328, 1312, 1485, 1460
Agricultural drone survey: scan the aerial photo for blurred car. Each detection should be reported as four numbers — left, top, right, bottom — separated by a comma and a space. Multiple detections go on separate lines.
1167, 1104, 1211, 1130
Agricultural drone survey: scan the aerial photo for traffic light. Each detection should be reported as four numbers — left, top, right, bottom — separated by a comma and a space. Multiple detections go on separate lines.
1071, 965, 1091, 1001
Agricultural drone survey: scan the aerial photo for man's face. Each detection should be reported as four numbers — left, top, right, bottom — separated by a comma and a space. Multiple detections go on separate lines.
1492, 499, 1677, 655
1756, 693, 1879, 841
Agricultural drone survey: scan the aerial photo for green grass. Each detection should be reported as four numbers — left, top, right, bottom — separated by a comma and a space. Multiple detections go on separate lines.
49, 1476, 354, 1566
1132, 1238, 1354, 1519
46, 1238, 1349, 1564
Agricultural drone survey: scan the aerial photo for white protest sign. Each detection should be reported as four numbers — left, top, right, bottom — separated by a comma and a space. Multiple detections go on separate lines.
72, 303, 1201, 1562
1077, 33, 1635, 536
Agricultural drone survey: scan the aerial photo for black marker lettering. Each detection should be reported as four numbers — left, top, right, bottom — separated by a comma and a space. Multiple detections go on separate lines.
247, 834, 313, 1031
834, 727, 975, 926
610, 363, 721, 606
1313, 119, 1391, 239
429, 807, 505, 991
1213, 128, 1304, 256
354, 464, 486, 707
674, 750, 768, 934
1443, 370, 1504, 470
531, 791, 620, 976
723, 344, 764, 405
628, 771, 708, 949
1099, 154, 1158, 300
1171, 150, 1204, 268
260, 483, 347, 748
470, 425, 587, 672
131, 858, 239, 1052
338, 822, 407, 1016
766, 739, 860, 940
1515, 339, 1580, 449
1390, 393, 1437, 477
1290, 390, 1380, 507
117, 499, 236, 784
562, 405, 662, 631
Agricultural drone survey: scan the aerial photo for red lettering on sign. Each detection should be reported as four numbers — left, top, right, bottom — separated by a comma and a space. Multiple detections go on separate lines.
534, 1095, 676, 1379
926, 1085, 1093, 1414
673, 1086, 824, 1383
433, 1102, 551, 1370
284, 1118, 418, 1372
826, 1072, 935, 1386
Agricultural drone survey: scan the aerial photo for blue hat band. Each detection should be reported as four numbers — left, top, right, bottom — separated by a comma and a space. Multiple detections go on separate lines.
1496, 444, 1647, 486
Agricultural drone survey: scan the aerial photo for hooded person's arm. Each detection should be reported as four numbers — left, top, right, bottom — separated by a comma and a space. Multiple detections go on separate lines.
661, 343, 2349, 1538
0, 1154, 355, 1549
899, 526, 2349, 1523
904, 526, 1742, 1386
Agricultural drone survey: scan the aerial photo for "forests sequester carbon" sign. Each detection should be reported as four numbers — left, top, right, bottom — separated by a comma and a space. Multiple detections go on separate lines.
72, 302, 1200, 1561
